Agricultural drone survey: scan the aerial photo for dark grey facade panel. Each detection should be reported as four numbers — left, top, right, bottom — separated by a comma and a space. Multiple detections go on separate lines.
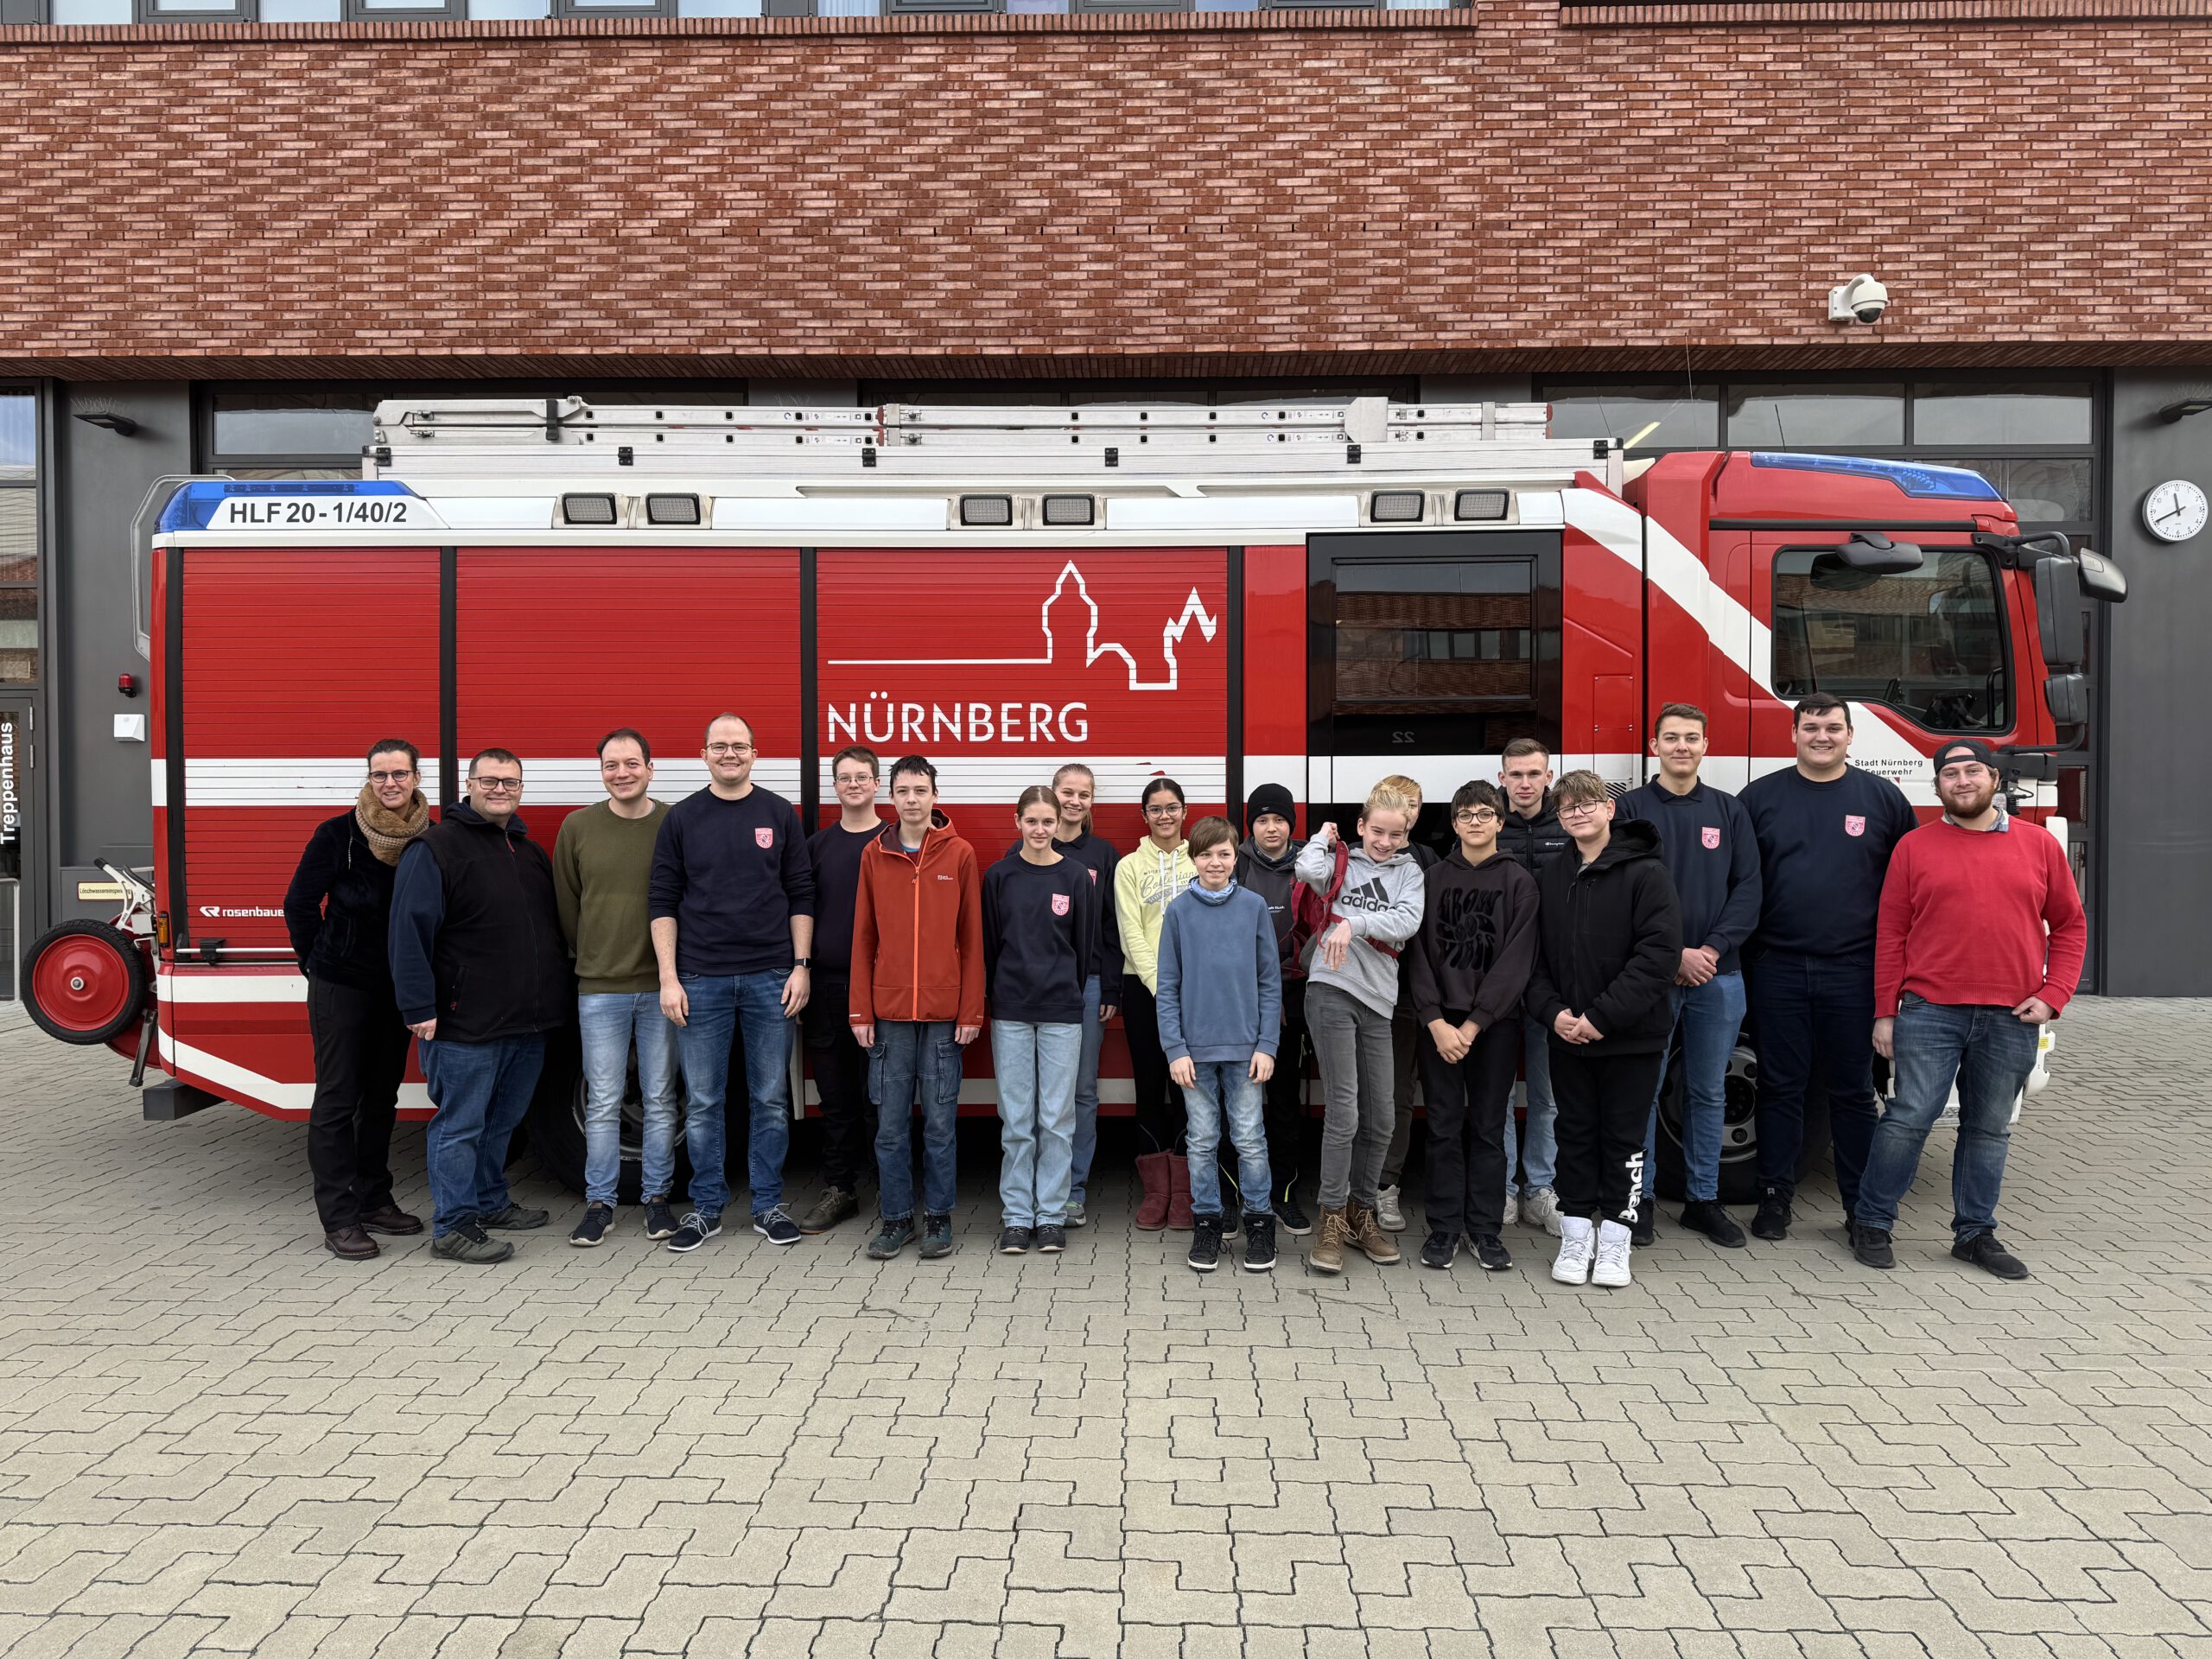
0, 0, 45, 23
2099, 371, 2212, 996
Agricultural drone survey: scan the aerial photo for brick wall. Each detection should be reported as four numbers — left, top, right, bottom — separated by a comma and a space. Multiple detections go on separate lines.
3, 6, 2209, 378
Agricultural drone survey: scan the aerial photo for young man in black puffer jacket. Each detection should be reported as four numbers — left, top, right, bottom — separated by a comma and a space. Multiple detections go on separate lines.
1524, 771, 1681, 1291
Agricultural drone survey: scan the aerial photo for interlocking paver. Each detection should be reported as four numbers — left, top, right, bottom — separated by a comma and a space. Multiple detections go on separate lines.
0, 999, 2209, 1654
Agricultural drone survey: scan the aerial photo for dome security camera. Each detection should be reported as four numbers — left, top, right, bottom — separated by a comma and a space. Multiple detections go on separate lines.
1827, 275, 1889, 325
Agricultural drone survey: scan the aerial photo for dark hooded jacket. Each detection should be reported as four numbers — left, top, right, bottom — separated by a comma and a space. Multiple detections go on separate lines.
1523, 818, 1683, 1052
1407, 845, 1541, 1032
1235, 835, 1309, 981
1497, 790, 1574, 876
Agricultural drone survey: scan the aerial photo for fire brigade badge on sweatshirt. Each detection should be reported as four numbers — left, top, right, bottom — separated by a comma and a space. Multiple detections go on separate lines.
1701, 826, 1721, 849
1845, 816, 1866, 837
756, 827, 776, 849
1052, 892, 1071, 916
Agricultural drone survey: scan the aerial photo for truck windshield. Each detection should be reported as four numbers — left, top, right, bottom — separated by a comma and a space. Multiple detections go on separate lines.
1771, 546, 2009, 734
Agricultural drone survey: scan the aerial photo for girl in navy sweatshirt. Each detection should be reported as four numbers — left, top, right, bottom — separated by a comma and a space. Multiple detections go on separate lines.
982, 786, 1100, 1255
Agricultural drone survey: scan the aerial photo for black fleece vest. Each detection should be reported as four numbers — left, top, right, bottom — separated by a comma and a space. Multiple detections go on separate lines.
422, 813, 571, 1044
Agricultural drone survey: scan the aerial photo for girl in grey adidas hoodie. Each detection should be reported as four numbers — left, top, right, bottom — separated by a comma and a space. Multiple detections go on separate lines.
1294, 781, 1427, 1271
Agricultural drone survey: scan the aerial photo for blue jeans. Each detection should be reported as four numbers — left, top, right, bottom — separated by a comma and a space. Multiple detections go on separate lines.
675, 971, 794, 1219
1505, 1008, 1559, 1193
872, 1020, 963, 1221
1746, 949, 1879, 1215
1181, 1059, 1273, 1218
994, 1020, 1082, 1227
1856, 996, 2037, 1241
1643, 971, 1748, 1202
420, 1033, 546, 1236
1069, 976, 1105, 1210
579, 993, 683, 1206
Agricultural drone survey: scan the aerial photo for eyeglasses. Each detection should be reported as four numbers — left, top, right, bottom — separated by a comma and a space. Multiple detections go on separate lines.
1452, 809, 1501, 826
367, 770, 415, 785
1145, 803, 1185, 817
706, 742, 755, 758
1557, 799, 1610, 819
472, 776, 524, 794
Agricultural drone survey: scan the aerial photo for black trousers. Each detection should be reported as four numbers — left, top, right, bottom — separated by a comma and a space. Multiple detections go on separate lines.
1121, 980, 1183, 1154
802, 969, 876, 1192
1415, 1016, 1520, 1239
306, 975, 410, 1231
1548, 1039, 1666, 1229
1262, 977, 1310, 1199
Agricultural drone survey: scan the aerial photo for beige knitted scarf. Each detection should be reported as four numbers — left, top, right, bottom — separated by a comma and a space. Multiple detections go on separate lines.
355, 784, 429, 866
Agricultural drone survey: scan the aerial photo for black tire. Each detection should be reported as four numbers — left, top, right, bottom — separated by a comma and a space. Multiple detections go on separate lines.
1655, 1038, 1764, 1207
22, 920, 149, 1046
523, 1020, 692, 1203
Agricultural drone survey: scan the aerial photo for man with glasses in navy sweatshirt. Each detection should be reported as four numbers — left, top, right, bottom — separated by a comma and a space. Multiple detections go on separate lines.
1737, 695, 1916, 1243
1618, 703, 1763, 1249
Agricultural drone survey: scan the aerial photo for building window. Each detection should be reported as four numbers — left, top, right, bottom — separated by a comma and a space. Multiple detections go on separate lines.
345, 0, 466, 17
1545, 384, 1719, 450
133, 0, 257, 19
1771, 547, 2010, 734
0, 393, 35, 687
550, 0, 674, 14
1911, 381, 2092, 447
1726, 383, 1906, 448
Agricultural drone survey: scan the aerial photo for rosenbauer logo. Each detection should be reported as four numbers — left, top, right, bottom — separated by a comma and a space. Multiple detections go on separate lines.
823, 560, 1217, 751
200, 906, 285, 918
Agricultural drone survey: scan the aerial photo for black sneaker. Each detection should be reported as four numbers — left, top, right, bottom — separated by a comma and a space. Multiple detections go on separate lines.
919, 1214, 955, 1259
1187, 1216, 1224, 1273
568, 1203, 613, 1248
797, 1186, 858, 1235
1469, 1233, 1513, 1272
868, 1216, 917, 1260
643, 1199, 679, 1241
480, 1201, 550, 1230
1420, 1230, 1458, 1270
430, 1219, 513, 1264
666, 1211, 721, 1253
1631, 1207, 1657, 1249
753, 1207, 801, 1247
1064, 1203, 1088, 1230
999, 1226, 1034, 1255
1953, 1231, 2029, 1280
1750, 1186, 1792, 1242
1678, 1200, 1747, 1249
1241, 1215, 1276, 1273
1275, 1190, 1313, 1236
1851, 1223, 1895, 1269
1035, 1224, 1066, 1254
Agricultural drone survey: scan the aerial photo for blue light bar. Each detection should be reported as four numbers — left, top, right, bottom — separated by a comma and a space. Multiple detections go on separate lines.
1749, 452, 2003, 502
156, 479, 419, 533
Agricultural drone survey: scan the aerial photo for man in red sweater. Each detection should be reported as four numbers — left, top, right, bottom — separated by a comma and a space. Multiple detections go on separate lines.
1853, 739, 2087, 1280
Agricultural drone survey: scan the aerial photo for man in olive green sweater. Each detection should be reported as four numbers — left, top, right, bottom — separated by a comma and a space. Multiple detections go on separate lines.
553, 728, 678, 1248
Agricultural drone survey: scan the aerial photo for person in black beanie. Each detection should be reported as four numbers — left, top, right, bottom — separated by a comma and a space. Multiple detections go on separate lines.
1235, 782, 1315, 1233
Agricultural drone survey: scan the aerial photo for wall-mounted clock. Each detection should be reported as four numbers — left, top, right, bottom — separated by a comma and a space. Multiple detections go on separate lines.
2144, 480, 2209, 543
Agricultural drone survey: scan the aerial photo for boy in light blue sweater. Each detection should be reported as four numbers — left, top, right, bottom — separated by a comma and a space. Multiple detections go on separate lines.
1156, 816, 1283, 1274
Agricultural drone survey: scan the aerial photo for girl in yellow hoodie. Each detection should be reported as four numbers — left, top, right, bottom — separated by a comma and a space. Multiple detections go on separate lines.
1116, 776, 1197, 1229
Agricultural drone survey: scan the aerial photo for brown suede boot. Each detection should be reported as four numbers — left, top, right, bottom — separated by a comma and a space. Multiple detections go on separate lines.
1166, 1154, 1195, 1231
1311, 1205, 1350, 1274
1135, 1153, 1173, 1230
1345, 1202, 1402, 1265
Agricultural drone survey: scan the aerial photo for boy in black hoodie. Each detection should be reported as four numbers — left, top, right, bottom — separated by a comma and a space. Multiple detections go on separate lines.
1525, 770, 1681, 1290
1234, 783, 1313, 1234
1407, 780, 1539, 1272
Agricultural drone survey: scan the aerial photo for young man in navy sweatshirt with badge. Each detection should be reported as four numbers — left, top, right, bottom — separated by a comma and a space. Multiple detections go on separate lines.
1737, 695, 1916, 1243
1618, 703, 1763, 1249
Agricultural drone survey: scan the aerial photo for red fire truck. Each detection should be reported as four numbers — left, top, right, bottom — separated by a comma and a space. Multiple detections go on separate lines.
21, 398, 2125, 1202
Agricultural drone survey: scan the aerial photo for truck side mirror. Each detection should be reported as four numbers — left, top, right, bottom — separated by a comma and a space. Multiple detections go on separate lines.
2075, 548, 2128, 604
1833, 531, 1924, 575
2034, 555, 2086, 670
2044, 671, 2088, 728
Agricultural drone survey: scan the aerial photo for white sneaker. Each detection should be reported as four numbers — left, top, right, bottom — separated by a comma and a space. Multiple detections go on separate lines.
1551, 1217, 1595, 1285
1376, 1185, 1406, 1233
1592, 1220, 1632, 1288
1502, 1189, 1521, 1228
1522, 1186, 1564, 1237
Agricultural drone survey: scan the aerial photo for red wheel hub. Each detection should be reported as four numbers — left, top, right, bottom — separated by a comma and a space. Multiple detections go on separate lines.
30, 934, 136, 1033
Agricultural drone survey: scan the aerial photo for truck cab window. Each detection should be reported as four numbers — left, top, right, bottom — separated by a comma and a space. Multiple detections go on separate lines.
1771, 547, 2009, 734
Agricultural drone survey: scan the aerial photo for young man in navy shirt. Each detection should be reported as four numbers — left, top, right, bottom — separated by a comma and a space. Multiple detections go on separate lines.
1618, 703, 1763, 1249
1736, 695, 1916, 1243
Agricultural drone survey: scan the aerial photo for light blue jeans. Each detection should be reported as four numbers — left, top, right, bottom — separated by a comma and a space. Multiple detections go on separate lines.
1642, 971, 1748, 1202
421, 1033, 545, 1236
674, 970, 794, 1219
1855, 995, 2038, 1241
1181, 1058, 1274, 1219
1506, 1008, 1560, 1194
1068, 976, 1105, 1210
993, 1020, 1082, 1228
579, 992, 683, 1207
872, 1020, 963, 1222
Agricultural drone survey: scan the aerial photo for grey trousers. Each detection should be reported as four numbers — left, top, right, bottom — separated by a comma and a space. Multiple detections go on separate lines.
1307, 981, 1396, 1211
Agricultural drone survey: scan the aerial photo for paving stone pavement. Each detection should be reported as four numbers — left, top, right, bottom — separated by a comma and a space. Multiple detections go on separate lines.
0, 996, 2209, 1657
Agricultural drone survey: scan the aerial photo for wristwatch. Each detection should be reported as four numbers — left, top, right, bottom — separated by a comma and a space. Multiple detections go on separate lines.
793, 957, 811, 969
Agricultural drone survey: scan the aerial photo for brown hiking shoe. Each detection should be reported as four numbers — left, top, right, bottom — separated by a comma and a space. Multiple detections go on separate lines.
1345, 1203, 1402, 1265
1311, 1206, 1350, 1275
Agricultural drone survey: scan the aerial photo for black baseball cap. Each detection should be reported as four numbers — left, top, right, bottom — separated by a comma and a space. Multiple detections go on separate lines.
1932, 738, 1999, 775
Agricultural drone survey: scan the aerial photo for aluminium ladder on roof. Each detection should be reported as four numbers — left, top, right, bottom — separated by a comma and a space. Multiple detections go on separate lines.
365, 397, 1621, 490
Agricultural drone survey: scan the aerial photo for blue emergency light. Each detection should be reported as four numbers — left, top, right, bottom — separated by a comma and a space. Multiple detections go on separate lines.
156, 479, 421, 533
1749, 452, 2003, 502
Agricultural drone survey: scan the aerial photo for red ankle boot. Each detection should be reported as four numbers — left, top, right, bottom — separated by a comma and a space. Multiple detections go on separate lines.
1135, 1152, 1172, 1230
